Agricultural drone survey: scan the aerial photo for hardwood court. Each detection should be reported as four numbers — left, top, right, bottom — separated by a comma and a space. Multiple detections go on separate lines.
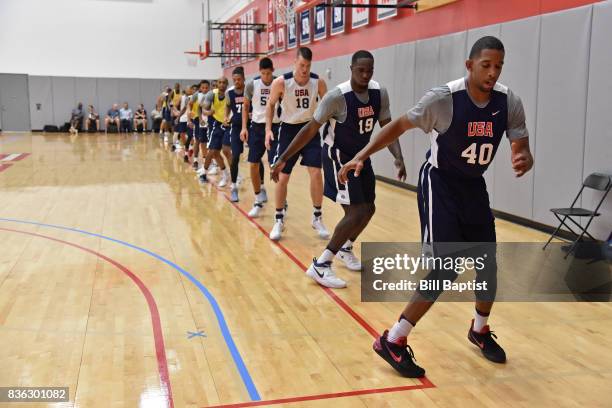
0, 132, 610, 407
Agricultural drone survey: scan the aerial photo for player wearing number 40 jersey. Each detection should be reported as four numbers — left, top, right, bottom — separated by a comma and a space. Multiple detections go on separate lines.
339, 36, 534, 378
266, 46, 330, 241
271, 50, 407, 289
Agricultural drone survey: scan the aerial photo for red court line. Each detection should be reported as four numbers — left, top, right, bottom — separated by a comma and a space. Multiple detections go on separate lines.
0, 227, 174, 408
205, 381, 435, 408
12, 153, 30, 161
222, 192, 379, 338
0, 163, 12, 173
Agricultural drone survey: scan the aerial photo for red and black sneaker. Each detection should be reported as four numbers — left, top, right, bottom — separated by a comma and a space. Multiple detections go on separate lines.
373, 330, 425, 378
468, 319, 507, 363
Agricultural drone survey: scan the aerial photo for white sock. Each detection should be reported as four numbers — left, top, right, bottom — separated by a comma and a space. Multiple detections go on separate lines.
231, 183, 236, 189
388, 317, 414, 343
342, 240, 354, 250
317, 249, 335, 264
473, 310, 489, 333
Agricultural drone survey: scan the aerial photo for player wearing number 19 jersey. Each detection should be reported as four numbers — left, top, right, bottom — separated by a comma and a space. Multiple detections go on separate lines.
339, 36, 534, 378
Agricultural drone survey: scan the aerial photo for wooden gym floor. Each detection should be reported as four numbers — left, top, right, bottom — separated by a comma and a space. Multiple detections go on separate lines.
0, 132, 610, 408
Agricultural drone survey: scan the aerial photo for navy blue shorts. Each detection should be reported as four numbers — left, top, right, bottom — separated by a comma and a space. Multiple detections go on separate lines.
162, 107, 171, 122
418, 162, 496, 243
176, 121, 188, 134
278, 122, 322, 174
417, 162, 497, 302
222, 126, 231, 147
323, 143, 375, 205
229, 122, 244, 157
247, 123, 279, 164
207, 120, 225, 150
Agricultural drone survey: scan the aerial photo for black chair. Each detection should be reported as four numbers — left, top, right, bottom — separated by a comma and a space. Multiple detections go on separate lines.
543, 172, 611, 258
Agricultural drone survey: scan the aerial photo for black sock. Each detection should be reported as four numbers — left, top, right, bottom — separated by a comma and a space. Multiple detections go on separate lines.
313, 206, 322, 218
275, 208, 284, 220
230, 154, 240, 183
259, 161, 265, 183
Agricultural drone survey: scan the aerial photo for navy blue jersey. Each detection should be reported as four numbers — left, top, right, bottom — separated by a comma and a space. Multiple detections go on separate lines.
322, 81, 381, 157
228, 88, 245, 126
426, 79, 508, 178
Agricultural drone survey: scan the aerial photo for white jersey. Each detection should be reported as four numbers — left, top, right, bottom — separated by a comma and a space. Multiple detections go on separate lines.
280, 72, 320, 124
179, 94, 189, 122
247, 77, 280, 124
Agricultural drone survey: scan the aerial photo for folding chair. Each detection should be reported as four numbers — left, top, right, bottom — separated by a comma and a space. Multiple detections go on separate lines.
543, 172, 611, 258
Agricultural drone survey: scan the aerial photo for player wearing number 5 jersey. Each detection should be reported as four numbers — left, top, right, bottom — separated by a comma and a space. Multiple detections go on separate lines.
265, 47, 330, 241
339, 36, 534, 377
241, 58, 281, 216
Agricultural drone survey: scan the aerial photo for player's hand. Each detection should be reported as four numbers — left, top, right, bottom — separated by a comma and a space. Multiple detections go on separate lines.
511, 150, 533, 177
338, 158, 364, 184
265, 130, 274, 150
240, 129, 248, 142
270, 159, 286, 183
394, 158, 407, 182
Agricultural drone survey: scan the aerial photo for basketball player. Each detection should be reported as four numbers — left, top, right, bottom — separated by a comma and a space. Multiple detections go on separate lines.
186, 81, 210, 170
271, 50, 406, 289
157, 86, 174, 142
339, 36, 534, 376
265, 47, 329, 241
200, 77, 230, 186
240, 57, 281, 216
178, 85, 196, 163
225, 67, 246, 202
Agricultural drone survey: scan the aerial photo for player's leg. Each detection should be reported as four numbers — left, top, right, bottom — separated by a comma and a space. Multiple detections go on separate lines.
229, 125, 243, 202
301, 134, 328, 239
270, 124, 300, 240
373, 162, 461, 378
218, 126, 232, 188
246, 124, 270, 217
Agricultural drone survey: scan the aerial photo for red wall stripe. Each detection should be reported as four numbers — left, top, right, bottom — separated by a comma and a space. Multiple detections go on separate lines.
222, 0, 601, 77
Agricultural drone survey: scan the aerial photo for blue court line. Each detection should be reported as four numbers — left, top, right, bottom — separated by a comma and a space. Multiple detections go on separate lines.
0, 217, 261, 401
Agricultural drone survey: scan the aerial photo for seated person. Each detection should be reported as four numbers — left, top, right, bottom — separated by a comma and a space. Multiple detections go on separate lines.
105, 104, 120, 132
151, 107, 163, 133
134, 104, 147, 132
69, 102, 84, 133
119, 102, 133, 132
85, 105, 100, 132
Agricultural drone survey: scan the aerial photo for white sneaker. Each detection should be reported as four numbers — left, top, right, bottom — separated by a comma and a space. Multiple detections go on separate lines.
208, 165, 218, 175
336, 247, 362, 271
196, 166, 206, 176
248, 202, 263, 218
259, 187, 268, 203
218, 169, 229, 188
306, 259, 347, 288
256, 188, 268, 203
163, 135, 169, 143
312, 216, 330, 239
269, 219, 284, 241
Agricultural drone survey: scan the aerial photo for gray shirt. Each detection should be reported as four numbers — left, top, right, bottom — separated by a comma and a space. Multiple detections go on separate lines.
313, 84, 391, 125
406, 79, 528, 141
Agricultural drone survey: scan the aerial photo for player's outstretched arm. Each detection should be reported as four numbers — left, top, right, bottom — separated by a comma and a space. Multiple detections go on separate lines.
510, 137, 533, 177
241, 98, 251, 142
265, 77, 284, 149
271, 119, 323, 182
338, 115, 414, 183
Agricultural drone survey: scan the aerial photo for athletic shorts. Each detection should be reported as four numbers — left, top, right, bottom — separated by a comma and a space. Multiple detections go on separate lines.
322, 143, 375, 205
247, 122, 279, 165
277, 122, 322, 174
207, 119, 225, 150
